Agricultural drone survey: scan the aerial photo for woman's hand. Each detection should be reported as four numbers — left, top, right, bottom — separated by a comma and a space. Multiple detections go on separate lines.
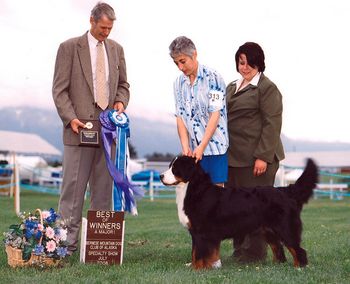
182, 147, 193, 157
192, 145, 205, 163
254, 159, 267, 176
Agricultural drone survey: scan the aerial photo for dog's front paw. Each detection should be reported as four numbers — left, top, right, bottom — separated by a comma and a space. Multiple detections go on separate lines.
212, 259, 222, 269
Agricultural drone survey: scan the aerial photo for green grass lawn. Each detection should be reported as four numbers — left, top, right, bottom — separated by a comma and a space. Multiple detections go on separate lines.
1, 191, 350, 284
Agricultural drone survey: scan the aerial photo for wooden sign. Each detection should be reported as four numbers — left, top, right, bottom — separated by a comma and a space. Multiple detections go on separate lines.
80, 210, 125, 265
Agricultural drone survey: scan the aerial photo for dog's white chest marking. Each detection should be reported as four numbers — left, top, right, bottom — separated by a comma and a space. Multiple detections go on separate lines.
175, 183, 189, 228
160, 158, 190, 228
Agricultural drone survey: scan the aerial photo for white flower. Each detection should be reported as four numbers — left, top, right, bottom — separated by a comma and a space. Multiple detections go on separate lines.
59, 228, 67, 241
41, 210, 51, 219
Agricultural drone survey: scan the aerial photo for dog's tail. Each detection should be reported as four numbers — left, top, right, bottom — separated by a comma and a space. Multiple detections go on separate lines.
284, 159, 318, 207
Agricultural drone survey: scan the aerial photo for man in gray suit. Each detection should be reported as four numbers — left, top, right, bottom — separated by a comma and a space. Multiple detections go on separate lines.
52, 2, 130, 255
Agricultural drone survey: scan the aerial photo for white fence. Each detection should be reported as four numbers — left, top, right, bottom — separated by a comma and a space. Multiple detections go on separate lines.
2, 161, 350, 216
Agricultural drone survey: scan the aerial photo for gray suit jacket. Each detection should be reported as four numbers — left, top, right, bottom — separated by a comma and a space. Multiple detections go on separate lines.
52, 32, 130, 145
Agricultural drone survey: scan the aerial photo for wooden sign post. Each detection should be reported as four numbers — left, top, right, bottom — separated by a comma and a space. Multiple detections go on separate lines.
80, 210, 125, 265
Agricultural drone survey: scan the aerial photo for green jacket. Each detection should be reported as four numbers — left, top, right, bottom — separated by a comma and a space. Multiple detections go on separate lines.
226, 73, 285, 167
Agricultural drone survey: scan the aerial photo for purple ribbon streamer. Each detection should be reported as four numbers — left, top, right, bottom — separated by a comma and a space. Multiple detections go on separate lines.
99, 111, 144, 210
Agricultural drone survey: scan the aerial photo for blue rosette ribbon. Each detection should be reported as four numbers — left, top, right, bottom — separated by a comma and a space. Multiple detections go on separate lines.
99, 110, 144, 215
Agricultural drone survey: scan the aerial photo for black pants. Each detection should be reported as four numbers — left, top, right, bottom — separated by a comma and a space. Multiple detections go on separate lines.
226, 160, 279, 262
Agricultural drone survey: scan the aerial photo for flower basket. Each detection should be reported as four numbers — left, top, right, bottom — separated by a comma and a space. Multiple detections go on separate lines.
3, 208, 68, 268
5, 245, 27, 267
5, 245, 61, 267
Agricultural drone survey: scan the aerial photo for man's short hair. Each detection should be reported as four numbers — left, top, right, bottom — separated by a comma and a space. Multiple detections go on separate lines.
91, 2, 116, 22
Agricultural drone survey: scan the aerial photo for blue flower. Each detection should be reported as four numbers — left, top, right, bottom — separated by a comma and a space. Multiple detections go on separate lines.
35, 230, 42, 240
34, 244, 44, 255
46, 208, 58, 223
25, 219, 38, 230
56, 246, 68, 257
54, 227, 60, 235
25, 229, 34, 239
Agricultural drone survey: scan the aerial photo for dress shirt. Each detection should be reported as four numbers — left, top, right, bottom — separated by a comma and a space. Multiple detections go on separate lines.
235, 72, 261, 94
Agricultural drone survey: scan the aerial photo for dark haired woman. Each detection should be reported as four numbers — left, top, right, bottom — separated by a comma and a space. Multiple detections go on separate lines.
226, 42, 285, 262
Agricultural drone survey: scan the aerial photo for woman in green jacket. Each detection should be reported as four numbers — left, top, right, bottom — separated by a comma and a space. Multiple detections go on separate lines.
226, 42, 285, 262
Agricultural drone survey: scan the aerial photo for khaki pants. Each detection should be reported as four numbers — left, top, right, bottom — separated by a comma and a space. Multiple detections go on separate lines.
59, 145, 114, 253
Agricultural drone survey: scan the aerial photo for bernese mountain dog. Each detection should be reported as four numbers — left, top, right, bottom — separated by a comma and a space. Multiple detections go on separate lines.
160, 156, 318, 270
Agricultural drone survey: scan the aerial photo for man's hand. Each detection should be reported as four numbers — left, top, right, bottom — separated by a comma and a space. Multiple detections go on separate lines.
70, 118, 86, 134
113, 102, 125, 114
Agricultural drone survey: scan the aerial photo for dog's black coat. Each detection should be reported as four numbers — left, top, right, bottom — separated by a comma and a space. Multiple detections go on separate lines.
171, 156, 318, 268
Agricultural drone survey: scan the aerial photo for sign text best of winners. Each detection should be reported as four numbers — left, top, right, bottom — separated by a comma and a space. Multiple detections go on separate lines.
80, 210, 125, 265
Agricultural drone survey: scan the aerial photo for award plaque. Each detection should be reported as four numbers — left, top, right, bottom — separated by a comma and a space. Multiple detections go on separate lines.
79, 119, 100, 147
80, 210, 125, 265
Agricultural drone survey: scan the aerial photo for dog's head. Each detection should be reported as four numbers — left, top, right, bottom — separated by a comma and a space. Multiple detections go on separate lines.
160, 156, 197, 186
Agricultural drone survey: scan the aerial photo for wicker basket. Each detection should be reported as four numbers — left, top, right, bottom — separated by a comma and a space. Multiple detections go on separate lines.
5, 209, 62, 268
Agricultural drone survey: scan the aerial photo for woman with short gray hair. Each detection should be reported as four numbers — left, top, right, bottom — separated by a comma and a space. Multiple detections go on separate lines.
169, 36, 228, 187
169, 36, 196, 59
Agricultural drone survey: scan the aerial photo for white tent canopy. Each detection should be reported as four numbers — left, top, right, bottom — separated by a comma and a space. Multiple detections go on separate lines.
281, 151, 350, 168
0, 130, 61, 156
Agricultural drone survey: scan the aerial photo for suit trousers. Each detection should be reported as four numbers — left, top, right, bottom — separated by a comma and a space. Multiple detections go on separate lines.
226, 159, 279, 262
58, 144, 113, 252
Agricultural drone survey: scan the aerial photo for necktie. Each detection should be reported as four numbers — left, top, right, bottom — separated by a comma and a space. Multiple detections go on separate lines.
96, 42, 108, 110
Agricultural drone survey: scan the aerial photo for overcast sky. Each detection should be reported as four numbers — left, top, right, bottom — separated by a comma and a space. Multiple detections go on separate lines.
1, 0, 350, 143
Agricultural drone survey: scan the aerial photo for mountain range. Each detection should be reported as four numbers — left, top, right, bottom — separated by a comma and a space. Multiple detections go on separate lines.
1, 106, 350, 158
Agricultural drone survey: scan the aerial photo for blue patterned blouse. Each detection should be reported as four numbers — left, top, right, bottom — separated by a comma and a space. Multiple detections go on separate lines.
173, 64, 228, 155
